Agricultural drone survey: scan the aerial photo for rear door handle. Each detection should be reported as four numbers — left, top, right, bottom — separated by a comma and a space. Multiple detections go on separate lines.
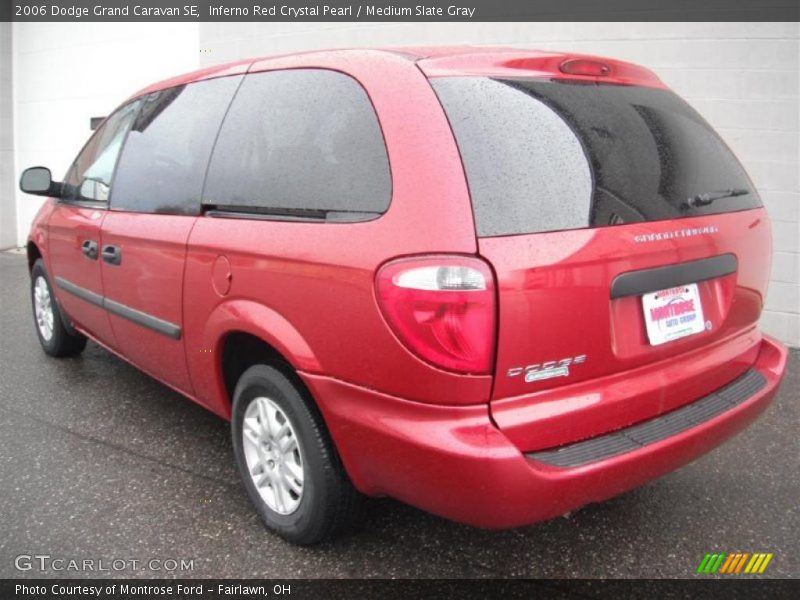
81, 239, 98, 260
101, 244, 121, 266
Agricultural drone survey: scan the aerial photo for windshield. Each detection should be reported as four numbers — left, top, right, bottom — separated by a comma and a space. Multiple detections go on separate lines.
432, 77, 761, 237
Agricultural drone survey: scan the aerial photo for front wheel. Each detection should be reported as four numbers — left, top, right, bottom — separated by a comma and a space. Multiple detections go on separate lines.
231, 364, 362, 544
30, 259, 87, 357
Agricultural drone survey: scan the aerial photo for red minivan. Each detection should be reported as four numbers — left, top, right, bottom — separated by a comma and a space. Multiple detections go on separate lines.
21, 47, 788, 544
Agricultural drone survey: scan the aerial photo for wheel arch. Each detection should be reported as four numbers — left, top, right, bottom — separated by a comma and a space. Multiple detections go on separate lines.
26, 240, 43, 272
220, 331, 302, 411
192, 298, 321, 419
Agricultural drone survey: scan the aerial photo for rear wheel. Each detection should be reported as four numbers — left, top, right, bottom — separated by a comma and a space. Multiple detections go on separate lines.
231, 364, 362, 544
30, 259, 87, 357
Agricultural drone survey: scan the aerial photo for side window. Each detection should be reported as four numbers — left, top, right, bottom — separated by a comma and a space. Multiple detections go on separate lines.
63, 101, 140, 204
110, 76, 243, 215
203, 69, 391, 221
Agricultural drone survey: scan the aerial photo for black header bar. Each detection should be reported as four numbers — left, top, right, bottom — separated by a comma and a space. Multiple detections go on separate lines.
3, 0, 800, 22
3, 578, 799, 600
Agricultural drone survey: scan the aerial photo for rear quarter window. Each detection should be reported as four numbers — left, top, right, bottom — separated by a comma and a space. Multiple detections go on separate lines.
432, 77, 761, 237
203, 69, 391, 222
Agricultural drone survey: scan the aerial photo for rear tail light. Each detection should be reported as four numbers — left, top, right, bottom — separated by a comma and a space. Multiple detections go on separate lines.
376, 256, 496, 374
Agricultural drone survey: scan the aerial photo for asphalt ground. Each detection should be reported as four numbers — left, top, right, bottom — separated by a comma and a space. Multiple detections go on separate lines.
0, 250, 797, 579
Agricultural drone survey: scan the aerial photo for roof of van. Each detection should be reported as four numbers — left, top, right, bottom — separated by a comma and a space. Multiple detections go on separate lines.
129, 46, 664, 99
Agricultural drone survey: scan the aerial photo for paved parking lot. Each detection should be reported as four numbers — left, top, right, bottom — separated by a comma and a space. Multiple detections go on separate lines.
1, 251, 798, 578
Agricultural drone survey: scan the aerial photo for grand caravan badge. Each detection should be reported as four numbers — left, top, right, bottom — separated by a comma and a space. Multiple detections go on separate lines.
507, 355, 587, 383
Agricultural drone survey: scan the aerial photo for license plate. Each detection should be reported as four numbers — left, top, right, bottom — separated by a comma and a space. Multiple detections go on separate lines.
641, 283, 705, 346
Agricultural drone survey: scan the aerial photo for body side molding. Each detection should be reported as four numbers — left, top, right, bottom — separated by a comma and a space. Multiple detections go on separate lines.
54, 276, 181, 340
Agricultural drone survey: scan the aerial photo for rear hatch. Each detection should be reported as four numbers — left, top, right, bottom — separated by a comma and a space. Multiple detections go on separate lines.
429, 59, 771, 451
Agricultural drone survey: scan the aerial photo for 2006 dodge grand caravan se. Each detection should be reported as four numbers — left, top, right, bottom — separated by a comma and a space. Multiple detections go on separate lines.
22, 47, 788, 544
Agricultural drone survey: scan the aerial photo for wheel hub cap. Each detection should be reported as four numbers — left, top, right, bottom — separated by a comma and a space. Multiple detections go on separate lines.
33, 276, 54, 342
242, 396, 304, 515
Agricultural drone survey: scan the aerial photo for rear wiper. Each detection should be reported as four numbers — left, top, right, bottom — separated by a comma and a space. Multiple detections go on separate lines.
682, 188, 749, 209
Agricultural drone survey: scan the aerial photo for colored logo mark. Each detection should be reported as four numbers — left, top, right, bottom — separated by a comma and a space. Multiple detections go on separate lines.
697, 552, 773, 574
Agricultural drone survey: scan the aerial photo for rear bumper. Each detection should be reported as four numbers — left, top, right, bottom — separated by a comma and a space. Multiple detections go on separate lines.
300, 334, 787, 529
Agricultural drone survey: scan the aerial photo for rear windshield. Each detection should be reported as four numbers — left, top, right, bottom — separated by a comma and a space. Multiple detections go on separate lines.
432, 78, 761, 237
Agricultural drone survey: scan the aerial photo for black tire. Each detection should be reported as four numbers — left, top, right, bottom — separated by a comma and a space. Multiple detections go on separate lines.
231, 364, 362, 544
30, 259, 87, 357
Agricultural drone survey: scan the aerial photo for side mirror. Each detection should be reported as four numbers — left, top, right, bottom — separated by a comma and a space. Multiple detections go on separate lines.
20, 166, 61, 197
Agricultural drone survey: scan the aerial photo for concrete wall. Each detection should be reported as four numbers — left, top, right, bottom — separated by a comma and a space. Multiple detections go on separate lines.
0, 23, 15, 249
11, 23, 199, 249
6, 23, 799, 346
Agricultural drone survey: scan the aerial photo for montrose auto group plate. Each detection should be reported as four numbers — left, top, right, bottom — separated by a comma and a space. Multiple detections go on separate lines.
642, 283, 705, 345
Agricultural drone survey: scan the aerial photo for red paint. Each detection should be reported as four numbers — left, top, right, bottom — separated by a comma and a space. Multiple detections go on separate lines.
482, 210, 774, 450
46, 204, 115, 345
26, 47, 788, 529
416, 48, 667, 88
100, 212, 196, 395
302, 335, 786, 527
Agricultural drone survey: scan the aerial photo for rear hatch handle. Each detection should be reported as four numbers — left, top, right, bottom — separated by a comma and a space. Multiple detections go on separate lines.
611, 254, 737, 299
